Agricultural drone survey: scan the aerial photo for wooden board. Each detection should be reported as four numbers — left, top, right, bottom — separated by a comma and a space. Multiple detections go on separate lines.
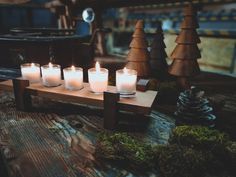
0, 92, 175, 177
0, 80, 157, 114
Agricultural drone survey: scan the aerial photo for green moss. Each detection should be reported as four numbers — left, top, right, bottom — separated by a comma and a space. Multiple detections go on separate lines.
168, 126, 234, 175
95, 127, 235, 176
170, 126, 229, 151
158, 145, 208, 177
95, 132, 159, 170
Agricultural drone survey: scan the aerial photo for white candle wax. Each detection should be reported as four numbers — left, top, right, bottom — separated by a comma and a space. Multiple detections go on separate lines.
21, 63, 41, 83
116, 67, 137, 94
88, 62, 108, 93
63, 66, 83, 90
41, 63, 61, 87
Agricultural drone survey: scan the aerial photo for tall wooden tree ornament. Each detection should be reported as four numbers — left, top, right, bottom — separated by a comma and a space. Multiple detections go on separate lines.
168, 4, 201, 89
126, 20, 151, 78
150, 21, 168, 80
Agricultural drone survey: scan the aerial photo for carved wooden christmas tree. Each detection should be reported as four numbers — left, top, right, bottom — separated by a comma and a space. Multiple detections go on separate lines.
150, 21, 168, 80
126, 20, 151, 78
168, 4, 201, 89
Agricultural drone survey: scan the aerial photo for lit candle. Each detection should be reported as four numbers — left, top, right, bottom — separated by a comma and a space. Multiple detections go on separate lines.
41, 62, 61, 87
88, 62, 108, 93
116, 67, 137, 94
63, 66, 83, 90
20, 63, 41, 83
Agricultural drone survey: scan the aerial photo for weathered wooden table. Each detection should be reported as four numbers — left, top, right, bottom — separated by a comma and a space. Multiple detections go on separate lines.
0, 72, 235, 177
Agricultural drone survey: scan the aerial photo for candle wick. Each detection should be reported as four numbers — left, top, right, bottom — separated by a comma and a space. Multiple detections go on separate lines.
71, 65, 75, 71
124, 67, 128, 75
49, 62, 53, 69
95, 62, 100, 73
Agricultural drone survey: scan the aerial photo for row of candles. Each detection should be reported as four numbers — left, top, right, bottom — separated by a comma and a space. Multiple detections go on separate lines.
21, 62, 137, 94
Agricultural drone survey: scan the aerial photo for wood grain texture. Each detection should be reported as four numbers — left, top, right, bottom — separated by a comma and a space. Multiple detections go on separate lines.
0, 80, 157, 115
0, 92, 175, 177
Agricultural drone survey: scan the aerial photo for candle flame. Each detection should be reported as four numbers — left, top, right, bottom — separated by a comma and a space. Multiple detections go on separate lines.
49, 62, 53, 68
124, 67, 128, 74
31, 63, 35, 67
71, 65, 75, 71
95, 62, 100, 72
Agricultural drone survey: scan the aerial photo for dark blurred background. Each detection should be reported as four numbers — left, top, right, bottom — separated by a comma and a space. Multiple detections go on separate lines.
0, 0, 236, 74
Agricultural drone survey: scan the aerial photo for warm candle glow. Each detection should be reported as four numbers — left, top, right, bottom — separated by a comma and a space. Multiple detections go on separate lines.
41, 63, 61, 87
95, 62, 100, 72
49, 62, 53, 68
124, 67, 128, 74
21, 63, 41, 83
71, 65, 75, 71
88, 62, 108, 93
63, 66, 83, 90
116, 68, 137, 95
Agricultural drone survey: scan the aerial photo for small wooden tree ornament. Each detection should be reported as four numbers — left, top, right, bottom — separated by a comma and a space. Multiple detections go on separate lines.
150, 21, 168, 80
126, 20, 151, 78
168, 4, 201, 90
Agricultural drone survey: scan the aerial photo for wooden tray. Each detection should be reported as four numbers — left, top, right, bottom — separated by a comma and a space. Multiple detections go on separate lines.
0, 79, 157, 115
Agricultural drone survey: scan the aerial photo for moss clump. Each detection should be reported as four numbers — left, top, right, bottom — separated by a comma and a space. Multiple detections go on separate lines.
95, 132, 158, 170
95, 127, 235, 177
158, 145, 208, 177
166, 126, 234, 176
169, 125, 229, 151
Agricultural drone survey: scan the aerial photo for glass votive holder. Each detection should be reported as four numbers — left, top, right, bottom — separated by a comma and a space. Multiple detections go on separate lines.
88, 68, 108, 94
63, 66, 83, 90
116, 68, 137, 95
20, 63, 41, 83
41, 63, 61, 87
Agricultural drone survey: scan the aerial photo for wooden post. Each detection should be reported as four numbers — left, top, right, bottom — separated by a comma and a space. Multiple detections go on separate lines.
103, 92, 120, 130
12, 79, 31, 111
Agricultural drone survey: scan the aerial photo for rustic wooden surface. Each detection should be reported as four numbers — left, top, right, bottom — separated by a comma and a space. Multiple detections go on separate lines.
0, 72, 235, 177
0, 93, 173, 177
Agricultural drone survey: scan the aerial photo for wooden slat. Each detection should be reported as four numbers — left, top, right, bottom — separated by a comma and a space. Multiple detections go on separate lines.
0, 79, 13, 91
0, 80, 157, 114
